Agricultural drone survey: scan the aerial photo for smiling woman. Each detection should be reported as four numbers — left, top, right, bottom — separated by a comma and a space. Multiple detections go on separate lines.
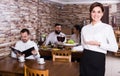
80, 2, 118, 76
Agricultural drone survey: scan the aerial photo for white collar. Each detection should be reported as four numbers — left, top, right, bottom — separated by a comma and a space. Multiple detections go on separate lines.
90, 21, 102, 27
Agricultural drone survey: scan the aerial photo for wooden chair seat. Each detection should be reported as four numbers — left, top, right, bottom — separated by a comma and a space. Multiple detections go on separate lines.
24, 64, 49, 76
52, 50, 71, 62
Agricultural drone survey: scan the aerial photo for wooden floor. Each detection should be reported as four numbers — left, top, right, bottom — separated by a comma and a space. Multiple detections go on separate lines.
105, 54, 120, 76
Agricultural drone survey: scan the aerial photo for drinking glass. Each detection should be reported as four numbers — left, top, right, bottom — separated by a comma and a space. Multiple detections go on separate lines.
61, 36, 65, 42
38, 35, 46, 46
57, 36, 62, 42
57, 35, 65, 49
57, 35, 65, 42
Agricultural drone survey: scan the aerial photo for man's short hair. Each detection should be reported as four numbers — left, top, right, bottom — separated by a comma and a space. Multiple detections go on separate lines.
20, 28, 30, 35
54, 23, 62, 27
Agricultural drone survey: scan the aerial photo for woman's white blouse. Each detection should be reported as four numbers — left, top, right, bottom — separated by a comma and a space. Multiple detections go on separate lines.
71, 34, 80, 43
81, 21, 118, 54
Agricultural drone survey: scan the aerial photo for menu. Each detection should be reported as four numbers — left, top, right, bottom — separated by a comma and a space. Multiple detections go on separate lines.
10, 47, 35, 57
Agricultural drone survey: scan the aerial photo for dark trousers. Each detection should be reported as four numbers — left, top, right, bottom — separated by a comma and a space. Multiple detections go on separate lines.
80, 49, 105, 76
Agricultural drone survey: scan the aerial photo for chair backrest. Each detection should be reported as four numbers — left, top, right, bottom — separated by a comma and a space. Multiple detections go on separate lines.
52, 50, 71, 62
114, 30, 120, 42
24, 65, 49, 76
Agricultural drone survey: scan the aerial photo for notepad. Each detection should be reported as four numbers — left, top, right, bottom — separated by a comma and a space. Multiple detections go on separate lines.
10, 47, 35, 57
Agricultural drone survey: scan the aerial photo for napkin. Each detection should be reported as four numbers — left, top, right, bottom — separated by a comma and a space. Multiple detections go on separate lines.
72, 45, 83, 52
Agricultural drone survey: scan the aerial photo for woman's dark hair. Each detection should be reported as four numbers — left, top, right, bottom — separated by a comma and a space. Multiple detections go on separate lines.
20, 28, 30, 35
89, 2, 104, 13
72, 24, 83, 34
89, 2, 104, 22
74, 25, 81, 32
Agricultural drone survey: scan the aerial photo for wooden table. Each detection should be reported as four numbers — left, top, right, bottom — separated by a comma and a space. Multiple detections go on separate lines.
0, 56, 23, 76
0, 56, 79, 76
39, 49, 83, 62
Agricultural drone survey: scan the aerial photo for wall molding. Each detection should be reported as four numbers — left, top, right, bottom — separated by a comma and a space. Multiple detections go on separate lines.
49, 0, 120, 4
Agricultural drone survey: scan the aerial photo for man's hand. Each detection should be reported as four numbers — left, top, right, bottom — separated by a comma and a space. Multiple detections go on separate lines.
31, 50, 37, 55
17, 53, 25, 58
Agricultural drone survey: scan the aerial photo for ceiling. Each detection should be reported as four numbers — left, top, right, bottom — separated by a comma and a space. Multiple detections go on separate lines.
49, 0, 120, 4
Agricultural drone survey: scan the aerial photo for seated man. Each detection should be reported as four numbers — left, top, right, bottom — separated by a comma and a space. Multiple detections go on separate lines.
45, 23, 66, 46
11, 28, 40, 59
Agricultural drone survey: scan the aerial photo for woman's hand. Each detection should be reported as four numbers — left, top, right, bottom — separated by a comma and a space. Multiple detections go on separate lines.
85, 40, 100, 46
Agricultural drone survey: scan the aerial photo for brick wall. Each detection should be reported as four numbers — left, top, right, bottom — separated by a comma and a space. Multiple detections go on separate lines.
116, 3, 120, 26
0, 0, 119, 55
58, 3, 120, 31
0, 0, 59, 54
37, 1, 59, 39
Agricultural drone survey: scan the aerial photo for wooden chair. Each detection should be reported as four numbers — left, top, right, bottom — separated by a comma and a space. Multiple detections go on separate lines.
24, 65, 49, 76
114, 30, 120, 42
52, 50, 71, 62
114, 30, 120, 56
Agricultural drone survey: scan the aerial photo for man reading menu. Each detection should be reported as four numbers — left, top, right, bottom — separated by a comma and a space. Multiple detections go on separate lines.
11, 28, 40, 59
